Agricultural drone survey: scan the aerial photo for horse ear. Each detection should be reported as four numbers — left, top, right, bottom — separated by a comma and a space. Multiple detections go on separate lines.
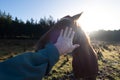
72, 12, 83, 21
63, 15, 71, 18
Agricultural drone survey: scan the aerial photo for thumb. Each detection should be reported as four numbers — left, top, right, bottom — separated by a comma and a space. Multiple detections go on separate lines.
73, 44, 80, 49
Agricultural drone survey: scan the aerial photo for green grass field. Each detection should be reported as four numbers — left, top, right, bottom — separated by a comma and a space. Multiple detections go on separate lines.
0, 40, 120, 80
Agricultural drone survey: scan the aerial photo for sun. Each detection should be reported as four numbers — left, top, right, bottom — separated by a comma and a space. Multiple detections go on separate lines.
77, 10, 103, 32
76, 5, 118, 33
77, 13, 98, 32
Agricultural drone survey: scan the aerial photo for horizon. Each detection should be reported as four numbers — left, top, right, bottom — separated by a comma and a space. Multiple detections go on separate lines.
0, 0, 120, 32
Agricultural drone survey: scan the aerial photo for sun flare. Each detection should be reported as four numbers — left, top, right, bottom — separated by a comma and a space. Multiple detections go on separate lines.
76, 5, 120, 32
77, 12, 100, 32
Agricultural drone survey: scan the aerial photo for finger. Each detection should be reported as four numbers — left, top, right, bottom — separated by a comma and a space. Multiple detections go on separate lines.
70, 30, 75, 40
68, 28, 72, 38
63, 27, 68, 37
59, 29, 63, 37
73, 44, 80, 49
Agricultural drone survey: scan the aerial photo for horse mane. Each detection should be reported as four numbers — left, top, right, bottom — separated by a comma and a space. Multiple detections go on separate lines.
72, 24, 98, 79
35, 13, 98, 79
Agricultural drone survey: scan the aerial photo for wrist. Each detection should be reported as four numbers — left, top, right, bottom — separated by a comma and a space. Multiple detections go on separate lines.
54, 43, 62, 55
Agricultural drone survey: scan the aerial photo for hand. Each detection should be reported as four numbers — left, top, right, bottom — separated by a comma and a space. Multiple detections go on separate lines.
54, 27, 80, 55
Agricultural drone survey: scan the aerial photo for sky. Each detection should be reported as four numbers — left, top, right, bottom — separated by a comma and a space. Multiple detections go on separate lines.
0, 0, 120, 32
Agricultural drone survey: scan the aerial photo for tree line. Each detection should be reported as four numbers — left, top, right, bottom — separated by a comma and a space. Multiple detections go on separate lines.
89, 30, 120, 42
0, 10, 120, 41
0, 10, 55, 39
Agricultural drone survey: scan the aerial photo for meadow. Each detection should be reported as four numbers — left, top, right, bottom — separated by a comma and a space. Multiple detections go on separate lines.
0, 39, 120, 80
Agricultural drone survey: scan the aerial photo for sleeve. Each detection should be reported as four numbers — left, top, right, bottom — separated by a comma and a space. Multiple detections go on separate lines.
0, 43, 60, 80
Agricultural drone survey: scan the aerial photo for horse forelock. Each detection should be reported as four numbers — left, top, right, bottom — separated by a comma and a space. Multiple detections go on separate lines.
53, 18, 90, 44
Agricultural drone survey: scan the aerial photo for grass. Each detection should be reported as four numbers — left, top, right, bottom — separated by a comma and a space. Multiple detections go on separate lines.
0, 40, 120, 80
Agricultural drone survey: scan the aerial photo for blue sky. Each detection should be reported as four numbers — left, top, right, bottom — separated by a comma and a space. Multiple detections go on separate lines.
0, 0, 84, 20
0, 0, 120, 32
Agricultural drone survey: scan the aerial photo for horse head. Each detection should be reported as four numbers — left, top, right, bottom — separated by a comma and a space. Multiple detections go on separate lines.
35, 12, 98, 80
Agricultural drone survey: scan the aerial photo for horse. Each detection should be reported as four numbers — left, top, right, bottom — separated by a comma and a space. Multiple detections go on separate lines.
35, 12, 98, 80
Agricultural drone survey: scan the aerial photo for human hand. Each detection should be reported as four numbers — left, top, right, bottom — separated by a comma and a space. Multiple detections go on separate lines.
54, 27, 80, 55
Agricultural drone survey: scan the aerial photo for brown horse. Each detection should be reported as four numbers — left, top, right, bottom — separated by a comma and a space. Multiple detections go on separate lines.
35, 12, 98, 80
